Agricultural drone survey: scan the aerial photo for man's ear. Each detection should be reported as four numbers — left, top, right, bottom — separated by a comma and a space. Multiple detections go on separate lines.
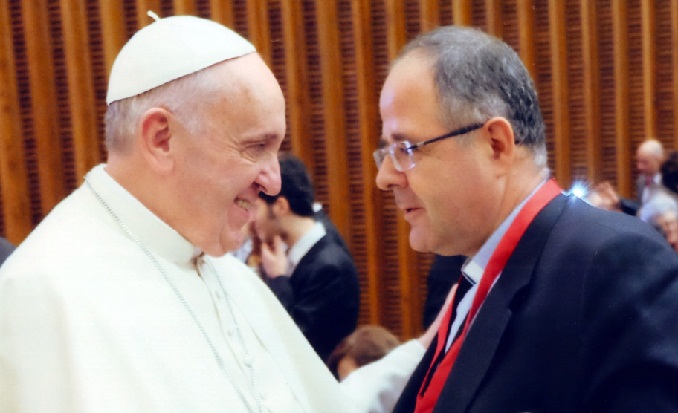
484, 117, 515, 174
272, 197, 290, 216
138, 108, 175, 173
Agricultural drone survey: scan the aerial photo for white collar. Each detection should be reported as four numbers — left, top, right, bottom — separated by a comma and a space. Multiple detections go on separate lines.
287, 221, 326, 269
85, 164, 200, 266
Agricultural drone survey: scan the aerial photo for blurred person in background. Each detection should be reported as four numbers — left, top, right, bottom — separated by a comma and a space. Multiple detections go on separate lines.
251, 153, 360, 362
328, 325, 401, 381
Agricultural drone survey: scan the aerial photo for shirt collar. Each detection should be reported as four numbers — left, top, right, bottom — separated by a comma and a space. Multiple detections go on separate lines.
463, 180, 548, 284
653, 173, 662, 185
287, 221, 326, 269
85, 164, 200, 266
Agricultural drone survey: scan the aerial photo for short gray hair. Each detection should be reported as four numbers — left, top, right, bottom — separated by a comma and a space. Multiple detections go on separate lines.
396, 26, 547, 168
105, 61, 229, 153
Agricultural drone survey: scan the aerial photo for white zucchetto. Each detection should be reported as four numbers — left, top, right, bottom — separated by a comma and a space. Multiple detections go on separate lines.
106, 15, 255, 104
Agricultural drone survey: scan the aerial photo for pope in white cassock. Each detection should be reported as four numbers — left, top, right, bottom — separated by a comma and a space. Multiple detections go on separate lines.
0, 15, 425, 413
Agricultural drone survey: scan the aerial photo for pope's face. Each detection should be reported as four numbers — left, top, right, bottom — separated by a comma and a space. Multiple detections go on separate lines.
376, 52, 499, 256
172, 54, 285, 256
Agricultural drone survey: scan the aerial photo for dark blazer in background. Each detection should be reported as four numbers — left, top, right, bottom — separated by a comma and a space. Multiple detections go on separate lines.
267, 233, 360, 362
422, 254, 466, 329
394, 194, 678, 413
0, 237, 15, 268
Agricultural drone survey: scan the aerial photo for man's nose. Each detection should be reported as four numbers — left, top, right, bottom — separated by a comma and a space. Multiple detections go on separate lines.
375, 156, 405, 190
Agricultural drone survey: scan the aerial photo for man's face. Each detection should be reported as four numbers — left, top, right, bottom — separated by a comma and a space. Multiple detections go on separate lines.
376, 52, 500, 256
656, 211, 678, 252
251, 198, 284, 244
636, 148, 661, 177
171, 54, 285, 256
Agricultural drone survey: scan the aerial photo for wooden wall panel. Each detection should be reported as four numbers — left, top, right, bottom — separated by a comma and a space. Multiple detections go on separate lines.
613, 1, 632, 198
598, 2, 618, 184
22, 2, 66, 216
351, 0, 384, 325
485, 0, 503, 37
654, 1, 674, 150
628, 0, 645, 197
3, 0, 678, 340
581, 0, 602, 183
641, 0, 656, 139
60, 0, 102, 180
0, 0, 31, 243
266, 0, 291, 155
246, 0, 271, 64
452, 0, 472, 25
281, 0, 312, 161
549, 0, 571, 187
315, 0, 351, 248
208, 0, 234, 26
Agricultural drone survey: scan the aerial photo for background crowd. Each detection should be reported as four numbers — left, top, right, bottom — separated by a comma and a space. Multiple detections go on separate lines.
587, 139, 678, 252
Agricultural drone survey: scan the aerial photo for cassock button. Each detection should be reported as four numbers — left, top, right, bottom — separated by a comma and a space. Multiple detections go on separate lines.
243, 355, 253, 367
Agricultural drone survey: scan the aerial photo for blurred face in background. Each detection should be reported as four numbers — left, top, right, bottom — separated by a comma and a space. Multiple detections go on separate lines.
655, 210, 678, 252
251, 198, 285, 244
636, 142, 663, 178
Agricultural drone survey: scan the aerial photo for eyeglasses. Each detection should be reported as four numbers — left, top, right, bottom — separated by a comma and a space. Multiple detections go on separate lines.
372, 122, 485, 172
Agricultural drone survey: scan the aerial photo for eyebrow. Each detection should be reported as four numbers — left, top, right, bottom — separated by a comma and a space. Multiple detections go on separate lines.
379, 133, 411, 148
242, 133, 280, 144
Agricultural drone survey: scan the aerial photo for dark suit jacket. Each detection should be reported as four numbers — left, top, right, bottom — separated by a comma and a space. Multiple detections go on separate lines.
422, 255, 466, 329
0, 237, 15, 268
267, 234, 360, 362
394, 194, 678, 413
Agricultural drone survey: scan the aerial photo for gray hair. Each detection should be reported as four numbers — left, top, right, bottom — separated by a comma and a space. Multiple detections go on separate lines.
396, 26, 547, 168
105, 61, 230, 153
639, 189, 678, 225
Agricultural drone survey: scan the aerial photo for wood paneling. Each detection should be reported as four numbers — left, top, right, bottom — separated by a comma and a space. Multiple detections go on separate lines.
3, 0, 678, 339
549, 0, 571, 187
581, 0, 601, 183
613, 1, 632, 197
60, 0, 101, 181
0, 0, 31, 243
641, 0, 656, 139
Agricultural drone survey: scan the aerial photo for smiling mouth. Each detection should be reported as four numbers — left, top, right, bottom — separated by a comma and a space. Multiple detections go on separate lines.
235, 198, 252, 210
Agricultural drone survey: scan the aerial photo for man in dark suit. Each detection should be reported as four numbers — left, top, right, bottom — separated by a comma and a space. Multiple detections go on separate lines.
373, 26, 678, 412
0, 237, 14, 267
252, 153, 360, 362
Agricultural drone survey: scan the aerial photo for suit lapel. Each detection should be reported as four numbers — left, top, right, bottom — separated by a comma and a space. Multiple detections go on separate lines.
434, 194, 568, 413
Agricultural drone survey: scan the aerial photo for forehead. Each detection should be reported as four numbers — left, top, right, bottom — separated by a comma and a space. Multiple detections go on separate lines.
379, 53, 442, 142
208, 56, 286, 136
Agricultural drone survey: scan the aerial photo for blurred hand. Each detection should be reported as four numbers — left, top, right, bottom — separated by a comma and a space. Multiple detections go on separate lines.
588, 181, 621, 211
260, 234, 289, 278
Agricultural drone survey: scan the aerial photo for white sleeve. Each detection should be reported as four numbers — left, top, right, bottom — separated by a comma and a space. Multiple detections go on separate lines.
339, 339, 426, 413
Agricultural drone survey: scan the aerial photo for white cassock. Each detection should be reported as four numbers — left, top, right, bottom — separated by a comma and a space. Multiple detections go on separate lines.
0, 164, 423, 413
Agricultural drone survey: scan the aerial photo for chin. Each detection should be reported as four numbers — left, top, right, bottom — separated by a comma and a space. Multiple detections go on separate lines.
408, 230, 434, 253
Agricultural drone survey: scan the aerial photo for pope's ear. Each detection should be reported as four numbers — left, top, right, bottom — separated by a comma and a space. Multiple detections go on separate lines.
138, 108, 174, 173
